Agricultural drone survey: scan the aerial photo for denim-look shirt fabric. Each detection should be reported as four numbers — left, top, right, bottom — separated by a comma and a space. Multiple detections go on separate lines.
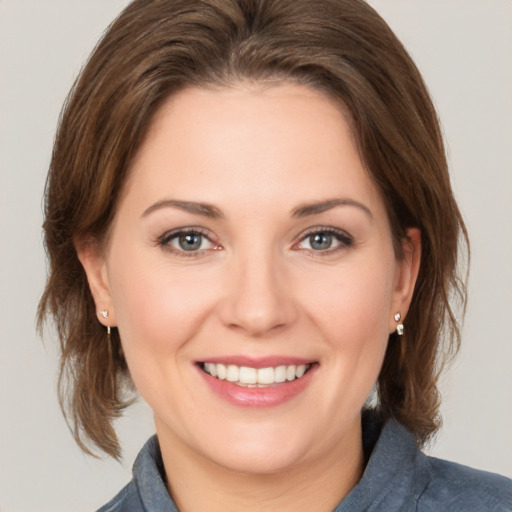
97, 415, 512, 512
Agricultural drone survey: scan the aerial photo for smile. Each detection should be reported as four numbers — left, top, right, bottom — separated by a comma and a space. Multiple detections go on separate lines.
201, 363, 312, 387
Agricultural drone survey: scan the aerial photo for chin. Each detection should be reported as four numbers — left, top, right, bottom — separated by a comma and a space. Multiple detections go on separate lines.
202, 436, 312, 476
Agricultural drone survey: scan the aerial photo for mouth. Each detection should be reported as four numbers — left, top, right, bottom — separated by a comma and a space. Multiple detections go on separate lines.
200, 362, 313, 387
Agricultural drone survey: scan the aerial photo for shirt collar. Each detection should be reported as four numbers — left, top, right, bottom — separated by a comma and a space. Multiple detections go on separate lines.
132, 413, 429, 511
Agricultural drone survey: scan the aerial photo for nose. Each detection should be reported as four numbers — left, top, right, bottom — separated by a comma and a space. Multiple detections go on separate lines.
217, 249, 298, 337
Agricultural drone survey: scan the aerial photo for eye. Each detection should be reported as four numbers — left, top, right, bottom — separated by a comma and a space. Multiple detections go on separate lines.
158, 229, 218, 254
296, 228, 352, 252
176, 233, 206, 251
306, 233, 334, 251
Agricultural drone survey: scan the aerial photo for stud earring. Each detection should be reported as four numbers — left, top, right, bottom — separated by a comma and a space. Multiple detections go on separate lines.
394, 312, 404, 336
100, 310, 111, 335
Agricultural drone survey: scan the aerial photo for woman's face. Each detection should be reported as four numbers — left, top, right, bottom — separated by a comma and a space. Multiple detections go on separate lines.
81, 83, 419, 476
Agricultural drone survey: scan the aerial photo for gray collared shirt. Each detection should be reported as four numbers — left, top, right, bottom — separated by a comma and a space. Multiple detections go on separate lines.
97, 417, 512, 511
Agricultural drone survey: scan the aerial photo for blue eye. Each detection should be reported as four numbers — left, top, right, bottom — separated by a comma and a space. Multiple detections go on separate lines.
297, 229, 352, 252
309, 233, 333, 250
159, 229, 217, 254
177, 233, 204, 251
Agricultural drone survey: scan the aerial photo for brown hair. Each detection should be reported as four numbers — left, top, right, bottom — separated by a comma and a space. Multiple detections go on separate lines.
38, 0, 468, 458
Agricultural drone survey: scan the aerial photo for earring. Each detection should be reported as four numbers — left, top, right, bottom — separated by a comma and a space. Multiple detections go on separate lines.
99, 310, 112, 335
394, 313, 404, 336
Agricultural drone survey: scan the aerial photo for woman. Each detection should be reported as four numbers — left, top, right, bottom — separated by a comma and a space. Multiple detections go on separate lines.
38, 0, 511, 510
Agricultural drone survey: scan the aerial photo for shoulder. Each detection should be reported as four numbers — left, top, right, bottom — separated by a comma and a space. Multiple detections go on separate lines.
95, 480, 143, 512
419, 456, 512, 511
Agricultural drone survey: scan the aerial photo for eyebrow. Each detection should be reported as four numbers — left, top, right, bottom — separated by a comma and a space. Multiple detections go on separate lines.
291, 198, 373, 219
142, 197, 372, 220
142, 199, 225, 219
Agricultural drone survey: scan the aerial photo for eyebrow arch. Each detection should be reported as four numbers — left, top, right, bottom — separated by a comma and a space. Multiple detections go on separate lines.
291, 198, 373, 219
142, 199, 225, 219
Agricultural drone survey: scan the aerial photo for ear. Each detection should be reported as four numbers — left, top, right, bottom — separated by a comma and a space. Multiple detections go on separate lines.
388, 228, 421, 333
75, 237, 116, 328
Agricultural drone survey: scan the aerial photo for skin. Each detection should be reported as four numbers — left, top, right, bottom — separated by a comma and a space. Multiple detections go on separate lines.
78, 83, 421, 511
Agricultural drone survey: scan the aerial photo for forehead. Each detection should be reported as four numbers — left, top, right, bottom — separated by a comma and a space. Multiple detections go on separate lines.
122, 82, 384, 218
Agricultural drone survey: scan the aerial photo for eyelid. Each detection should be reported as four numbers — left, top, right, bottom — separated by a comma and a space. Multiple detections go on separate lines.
294, 226, 353, 252
155, 225, 352, 257
157, 226, 220, 256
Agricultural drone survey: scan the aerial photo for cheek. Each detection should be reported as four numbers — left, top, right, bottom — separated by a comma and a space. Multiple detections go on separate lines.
299, 252, 396, 408
305, 257, 395, 345
107, 250, 217, 359
107, 258, 222, 411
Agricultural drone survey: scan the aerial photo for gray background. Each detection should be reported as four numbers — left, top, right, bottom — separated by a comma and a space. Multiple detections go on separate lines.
0, 1, 511, 511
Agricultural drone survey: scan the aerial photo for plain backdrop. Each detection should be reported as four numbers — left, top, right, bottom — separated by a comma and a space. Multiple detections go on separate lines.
0, 1, 511, 511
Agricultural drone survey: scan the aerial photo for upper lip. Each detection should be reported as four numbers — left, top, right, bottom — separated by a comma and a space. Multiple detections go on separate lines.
197, 355, 316, 369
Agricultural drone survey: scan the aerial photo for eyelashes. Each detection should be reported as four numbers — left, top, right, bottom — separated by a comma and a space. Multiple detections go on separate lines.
294, 227, 353, 254
157, 227, 219, 257
156, 226, 353, 258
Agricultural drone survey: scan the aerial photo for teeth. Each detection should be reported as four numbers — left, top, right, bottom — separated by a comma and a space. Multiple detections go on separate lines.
226, 365, 239, 382
296, 365, 306, 378
217, 363, 227, 380
257, 367, 275, 384
275, 365, 287, 383
239, 366, 257, 384
203, 363, 311, 386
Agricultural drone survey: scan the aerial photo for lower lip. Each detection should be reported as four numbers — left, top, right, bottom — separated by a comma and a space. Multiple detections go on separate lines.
197, 365, 316, 408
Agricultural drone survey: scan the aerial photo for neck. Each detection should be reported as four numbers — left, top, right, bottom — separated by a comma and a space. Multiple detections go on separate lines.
156, 418, 364, 512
